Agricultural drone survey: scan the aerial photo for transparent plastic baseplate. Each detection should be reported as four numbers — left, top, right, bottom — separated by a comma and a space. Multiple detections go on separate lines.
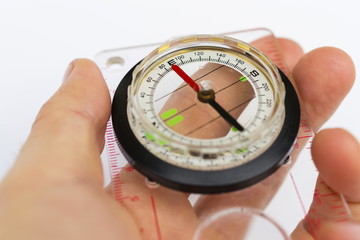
96, 28, 353, 239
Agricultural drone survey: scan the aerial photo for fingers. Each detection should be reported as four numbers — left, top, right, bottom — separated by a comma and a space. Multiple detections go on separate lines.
312, 128, 360, 202
292, 47, 355, 131
290, 49, 356, 239
6, 59, 111, 185
291, 129, 360, 239
194, 42, 355, 220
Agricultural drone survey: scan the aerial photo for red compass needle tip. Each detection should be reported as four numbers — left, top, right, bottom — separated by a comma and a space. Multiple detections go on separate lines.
171, 64, 200, 92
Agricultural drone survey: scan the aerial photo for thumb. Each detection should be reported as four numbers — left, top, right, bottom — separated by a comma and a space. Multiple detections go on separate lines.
7, 59, 111, 186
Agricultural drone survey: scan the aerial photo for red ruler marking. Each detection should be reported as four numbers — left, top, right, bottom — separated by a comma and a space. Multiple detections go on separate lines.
105, 119, 124, 203
297, 135, 314, 140
331, 205, 345, 210
321, 193, 337, 197
258, 36, 289, 75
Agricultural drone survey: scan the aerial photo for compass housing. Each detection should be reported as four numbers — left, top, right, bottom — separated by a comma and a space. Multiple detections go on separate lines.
111, 35, 300, 193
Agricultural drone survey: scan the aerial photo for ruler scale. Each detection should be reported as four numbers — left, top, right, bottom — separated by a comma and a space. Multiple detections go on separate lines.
105, 119, 125, 202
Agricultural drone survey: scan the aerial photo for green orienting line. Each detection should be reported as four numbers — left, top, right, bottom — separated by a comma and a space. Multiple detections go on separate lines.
145, 132, 156, 141
231, 126, 238, 132
157, 139, 168, 146
161, 108, 178, 120
166, 115, 184, 126
236, 148, 248, 154
240, 76, 247, 82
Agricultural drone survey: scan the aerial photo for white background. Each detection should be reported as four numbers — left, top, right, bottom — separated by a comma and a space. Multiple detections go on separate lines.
1, 0, 359, 236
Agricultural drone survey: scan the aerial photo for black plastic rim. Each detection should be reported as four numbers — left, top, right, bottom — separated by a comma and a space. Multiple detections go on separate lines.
111, 64, 300, 194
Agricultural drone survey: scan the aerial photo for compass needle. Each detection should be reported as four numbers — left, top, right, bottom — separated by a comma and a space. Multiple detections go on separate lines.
207, 99, 245, 131
171, 64, 200, 92
112, 34, 300, 193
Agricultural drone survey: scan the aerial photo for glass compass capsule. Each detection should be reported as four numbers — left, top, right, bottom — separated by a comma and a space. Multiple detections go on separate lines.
111, 34, 300, 193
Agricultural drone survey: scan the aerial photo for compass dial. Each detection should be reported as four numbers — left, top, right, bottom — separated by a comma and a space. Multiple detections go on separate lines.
112, 35, 300, 193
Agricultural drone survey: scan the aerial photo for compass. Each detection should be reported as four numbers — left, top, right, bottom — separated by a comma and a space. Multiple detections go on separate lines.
111, 34, 300, 193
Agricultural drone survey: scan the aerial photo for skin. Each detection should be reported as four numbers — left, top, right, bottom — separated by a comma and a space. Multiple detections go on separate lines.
0, 38, 359, 240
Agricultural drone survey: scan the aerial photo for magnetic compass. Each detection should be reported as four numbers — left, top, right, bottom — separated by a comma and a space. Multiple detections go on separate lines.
111, 34, 300, 193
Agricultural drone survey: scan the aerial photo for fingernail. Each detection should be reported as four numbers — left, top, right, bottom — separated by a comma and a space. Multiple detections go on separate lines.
62, 60, 77, 82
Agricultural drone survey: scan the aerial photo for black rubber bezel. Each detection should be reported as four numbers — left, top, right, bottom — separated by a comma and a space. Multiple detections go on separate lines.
111, 64, 300, 194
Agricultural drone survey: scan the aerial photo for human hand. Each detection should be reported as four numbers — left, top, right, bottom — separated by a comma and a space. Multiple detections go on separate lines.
0, 38, 358, 240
